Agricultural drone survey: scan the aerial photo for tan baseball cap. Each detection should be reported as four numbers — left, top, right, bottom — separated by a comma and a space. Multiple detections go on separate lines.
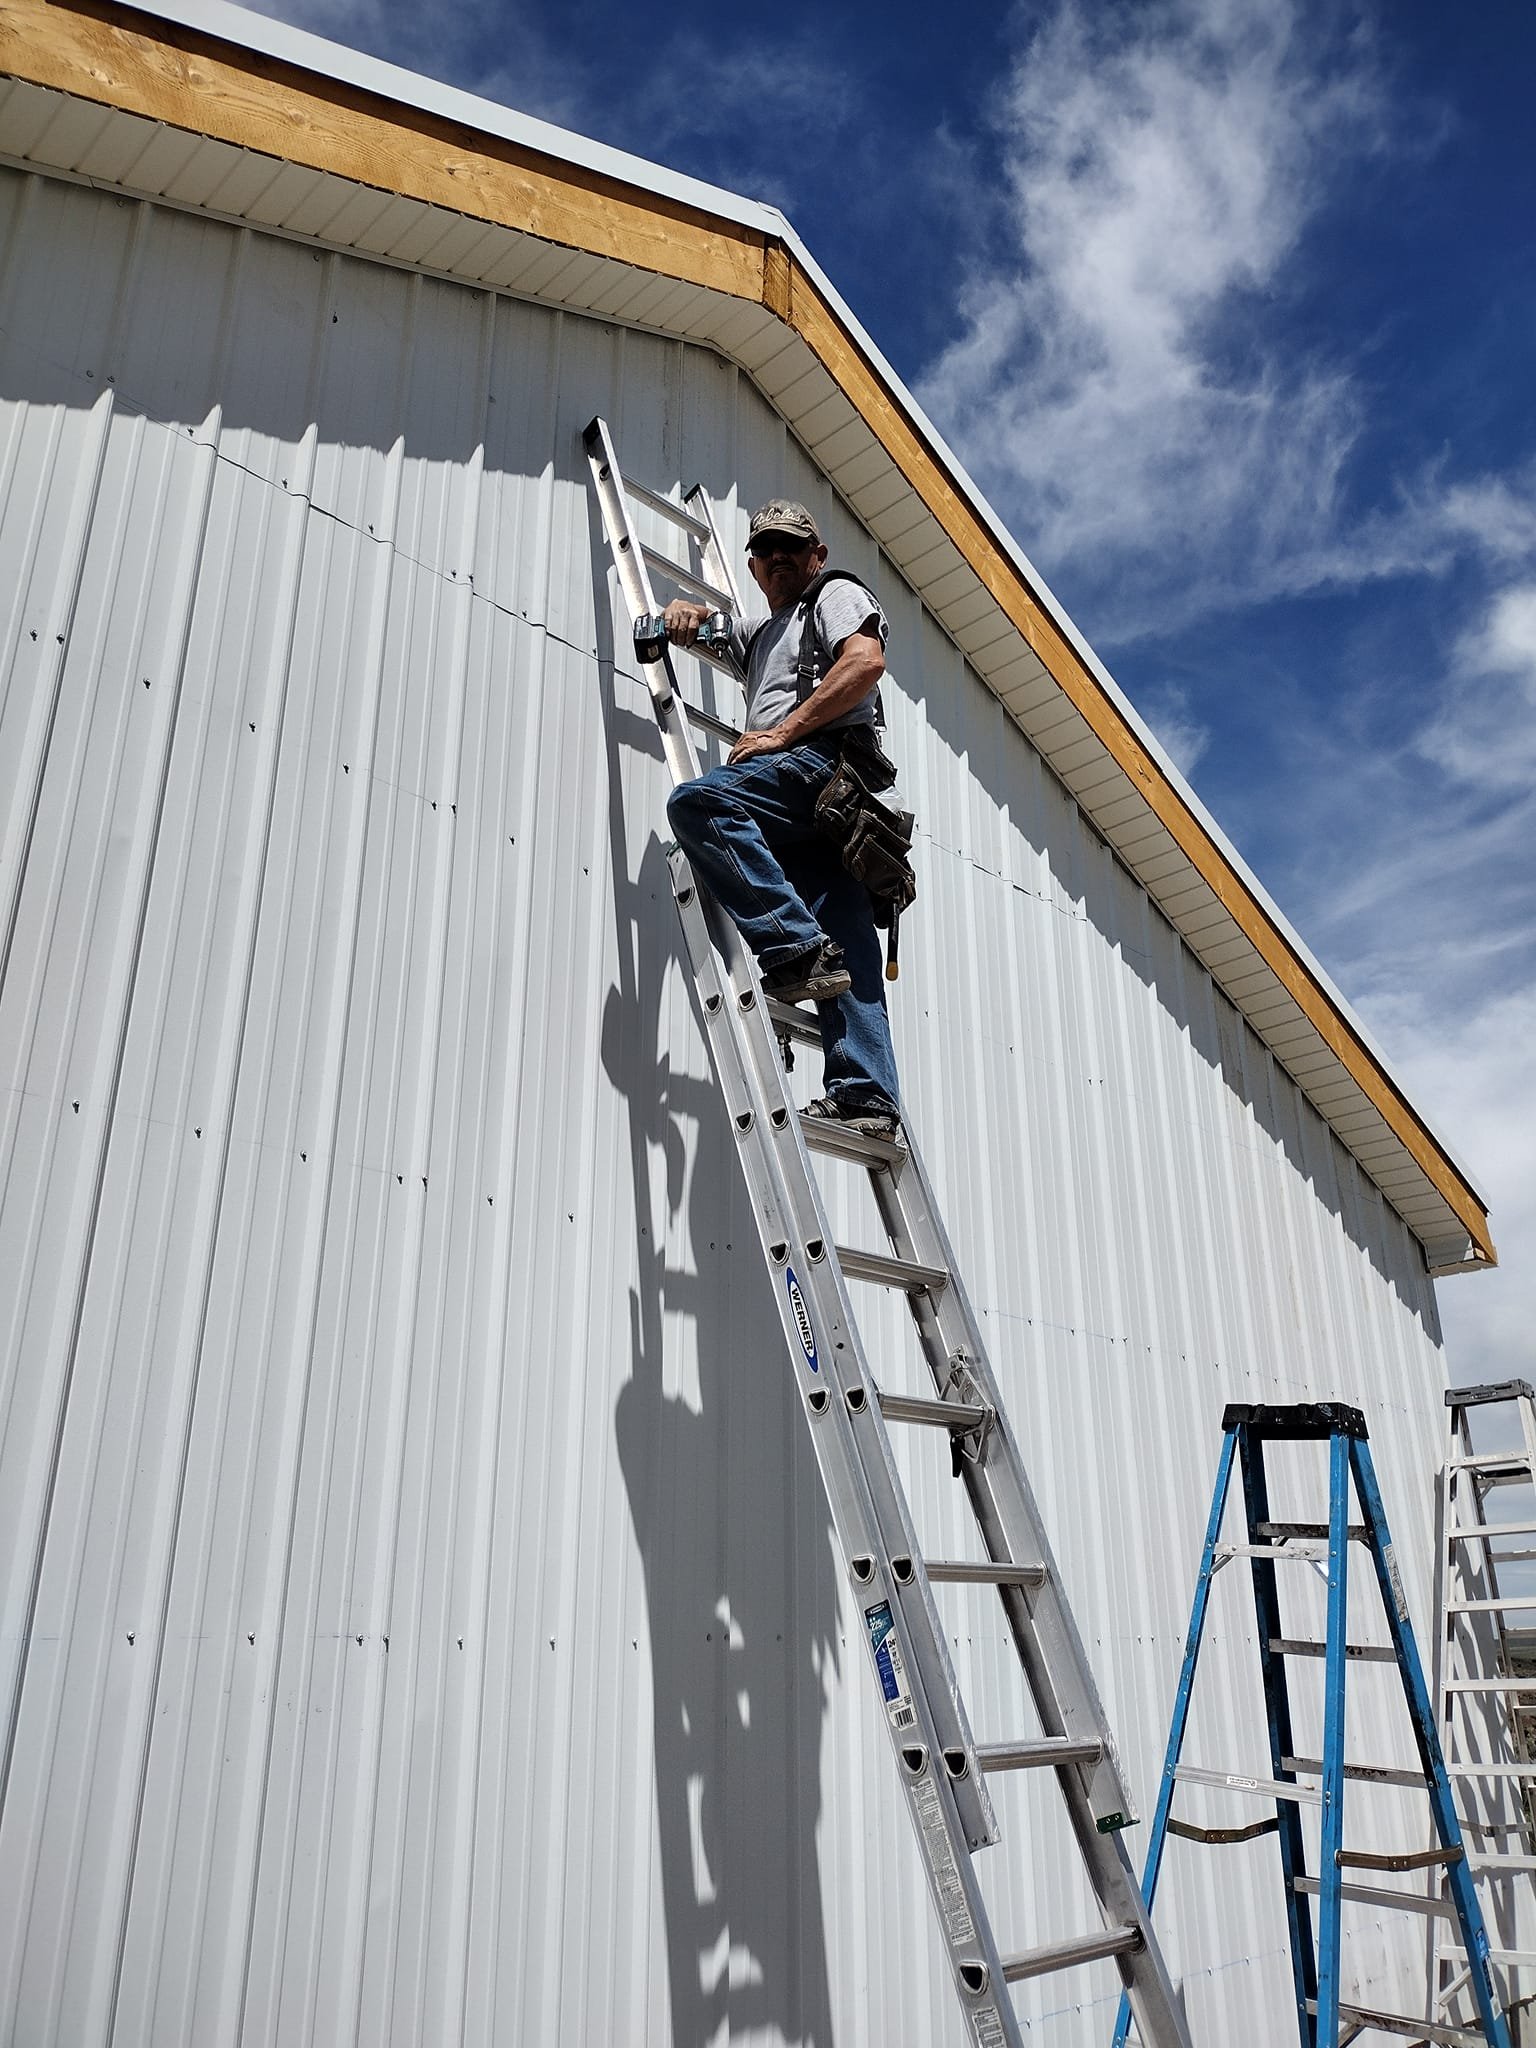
746, 499, 821, 547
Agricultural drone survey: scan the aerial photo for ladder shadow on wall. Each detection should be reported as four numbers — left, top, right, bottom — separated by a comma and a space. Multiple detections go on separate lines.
594, 665, 841, 2043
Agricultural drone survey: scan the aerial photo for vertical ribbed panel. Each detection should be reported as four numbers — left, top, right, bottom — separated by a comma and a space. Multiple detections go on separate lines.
0, 166, 1484, 2047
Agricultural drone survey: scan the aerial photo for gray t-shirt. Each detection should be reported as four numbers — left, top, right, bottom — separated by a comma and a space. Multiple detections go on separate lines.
735, 577, 886, 734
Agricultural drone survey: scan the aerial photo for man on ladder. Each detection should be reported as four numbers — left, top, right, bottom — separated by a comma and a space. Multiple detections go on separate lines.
662, 499, 904, 1141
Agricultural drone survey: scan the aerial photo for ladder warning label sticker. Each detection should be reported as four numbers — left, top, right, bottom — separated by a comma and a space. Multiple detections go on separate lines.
969, 2007, 1007, 2048
1382, 1542, 1410, 1622
785, 1269, 819, 1374
864, 1599, 915, 1730
910, 1775, 976, 1948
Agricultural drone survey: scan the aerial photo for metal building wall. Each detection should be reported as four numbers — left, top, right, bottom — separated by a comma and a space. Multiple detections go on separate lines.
0, 166, 1480, 2047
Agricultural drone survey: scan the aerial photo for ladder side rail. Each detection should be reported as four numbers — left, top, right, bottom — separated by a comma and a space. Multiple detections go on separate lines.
1438, 1392, 1536, 2026
874, 1137, 1139, 1829
683, 480, 749, 621
1236, 1425, 1321, 2048
668, 851, 1026, 2043
1315, 1430, 1354, 2048
871, 1142, 1193, 2046
1113, 1428, 1243, 2047
583, 419, 707, 789
710, 938, 1000, 1851
1436, 1395, 1501, 2025
1349, 1438, 1514, 2048
1432, 1446, 1460, 2020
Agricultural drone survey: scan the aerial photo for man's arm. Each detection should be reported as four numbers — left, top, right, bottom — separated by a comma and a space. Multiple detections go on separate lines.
727, 621, 884, 764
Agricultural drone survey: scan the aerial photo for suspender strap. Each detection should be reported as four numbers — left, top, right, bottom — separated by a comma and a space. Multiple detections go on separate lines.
790, 570, 884, 725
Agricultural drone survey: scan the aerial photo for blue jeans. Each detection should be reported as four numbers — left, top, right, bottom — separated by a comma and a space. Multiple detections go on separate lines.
666, 740, 901, 1112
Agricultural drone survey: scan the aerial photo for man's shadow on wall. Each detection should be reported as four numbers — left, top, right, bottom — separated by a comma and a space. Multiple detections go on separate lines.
597, 661, 841, 2047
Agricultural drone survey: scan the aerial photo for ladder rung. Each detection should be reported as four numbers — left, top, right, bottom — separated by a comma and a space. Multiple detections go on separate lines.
763, 997, 820, 1045
1284, 1754, 1427, 1789
1217, 1541, 1330, 1563
1449, 1517, 1536, 1540
1469, 1851, 1536, 1873
1440, 1943, 1536, 1968
999, 1924, 1141, 1984
619, 474, 712, 540
974, 1738, 1104, 1774
876, 1391, 990, 1433
1270, 1637, 1396, 1663
1448, 1595, 1536, 1614
1450, 1456, 1530, 1480
1325, 2002, 1487, 2046
925, 1560, 1048, 1589
678, 699, 741, 744
1443, 1676, 1536, 1693
1445, 1759, 1536, 1780
1294, 1874, 1451, 1922
1173, 1764, 1321, 1807
799, 1111, 905, 1168
835, 1245, 949, 1293
638, 541, 734, 610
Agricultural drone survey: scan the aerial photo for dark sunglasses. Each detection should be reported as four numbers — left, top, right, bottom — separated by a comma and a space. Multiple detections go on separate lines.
748, 534, 814, 559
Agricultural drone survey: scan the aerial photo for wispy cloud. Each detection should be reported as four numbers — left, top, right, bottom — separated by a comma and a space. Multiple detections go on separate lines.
915, 0, 1423, 636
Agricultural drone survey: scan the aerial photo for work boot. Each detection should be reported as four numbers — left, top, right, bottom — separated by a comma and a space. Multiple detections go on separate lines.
761, 939, 852, 1006
803, 1095, 901, 1142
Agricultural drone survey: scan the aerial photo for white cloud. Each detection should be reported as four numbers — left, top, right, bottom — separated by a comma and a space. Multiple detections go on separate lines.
915, 0, 1417, 635
1140, 680, 1211, 777
1366, 982, 1536, 1377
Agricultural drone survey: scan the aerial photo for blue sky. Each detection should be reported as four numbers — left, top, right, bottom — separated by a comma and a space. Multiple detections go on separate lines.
247, 0, 1534, 1387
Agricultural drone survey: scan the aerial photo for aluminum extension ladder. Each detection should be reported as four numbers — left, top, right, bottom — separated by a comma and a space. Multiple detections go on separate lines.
1114, 1402, 1512, 2048
1432, 1381, 1536, 2030
582, 417, 1190, 2048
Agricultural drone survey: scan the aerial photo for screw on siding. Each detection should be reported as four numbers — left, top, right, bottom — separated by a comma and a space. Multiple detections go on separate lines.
355, 1635, 363, 1646
126, 1633, 135, 1644
247, 1634, 255, 1645
72, 1102, 79, 1112
397, 1175, 403, 1185
143, 678, 150, 689
195, 1127, 201, 1138
300, 1152, 307, 1162
249, 723, 255, 733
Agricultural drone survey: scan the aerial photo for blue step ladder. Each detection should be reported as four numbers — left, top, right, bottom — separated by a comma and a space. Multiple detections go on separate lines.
1114, 1403, 1513, 2048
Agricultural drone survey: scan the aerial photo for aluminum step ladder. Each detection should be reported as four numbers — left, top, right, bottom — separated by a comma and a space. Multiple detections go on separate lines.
1114, 1402, 1513, 2048
582, 416, 1191, 2048
1432, 1381, 1536, 2032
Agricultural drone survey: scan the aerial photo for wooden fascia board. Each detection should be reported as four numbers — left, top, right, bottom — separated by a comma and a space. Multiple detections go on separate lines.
0, 0, 1495, 1267
0, 0, 769, 297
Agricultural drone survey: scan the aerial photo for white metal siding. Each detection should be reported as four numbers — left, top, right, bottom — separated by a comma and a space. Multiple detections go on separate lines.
0, 168, 1500, 2048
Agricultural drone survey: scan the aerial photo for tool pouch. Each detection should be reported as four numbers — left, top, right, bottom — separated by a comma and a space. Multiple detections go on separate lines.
814, 732, 917, 929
